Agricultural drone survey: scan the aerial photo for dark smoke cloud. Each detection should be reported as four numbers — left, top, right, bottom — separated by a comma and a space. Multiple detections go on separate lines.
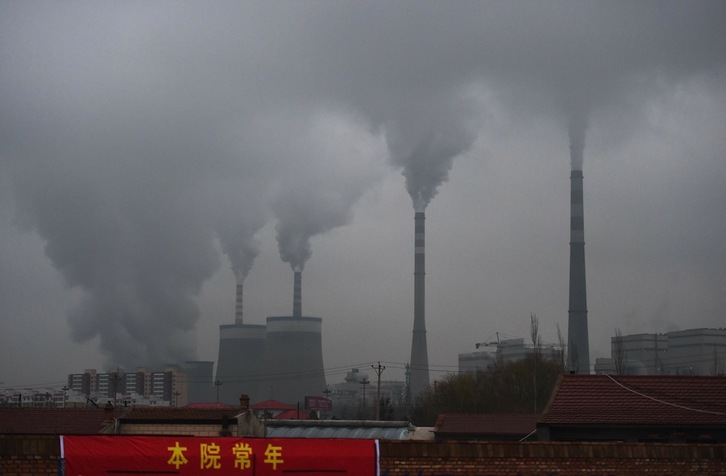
1, 1, 725, 384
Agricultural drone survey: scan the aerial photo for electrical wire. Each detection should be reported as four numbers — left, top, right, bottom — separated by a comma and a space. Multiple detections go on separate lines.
605, 374, 726, 416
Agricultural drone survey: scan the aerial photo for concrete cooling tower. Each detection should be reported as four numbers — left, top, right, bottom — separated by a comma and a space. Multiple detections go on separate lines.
215, 323, 267, 404
567, 169, 590, 374
216, 282, 267, 404
181, 360, 215, 404
264, 315, 326, 405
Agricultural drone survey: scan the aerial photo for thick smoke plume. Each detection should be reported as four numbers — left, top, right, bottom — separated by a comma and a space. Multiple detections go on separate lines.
271, 111, 387, 272
214, 190, 266, 283
568, 106, 589, 171
387, 94, 479, 212
1, 2, 725, 387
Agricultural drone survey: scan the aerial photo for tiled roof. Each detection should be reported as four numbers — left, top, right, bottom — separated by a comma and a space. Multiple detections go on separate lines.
265, 419, 419, 440
540, 375, 726, 426
184, 402, 236, 409
119, 407, 241, 422
434, 413, 539, 437
0, 407, 121, 434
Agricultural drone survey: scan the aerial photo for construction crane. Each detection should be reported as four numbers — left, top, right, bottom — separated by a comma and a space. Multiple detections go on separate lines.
475, 332, 502, 349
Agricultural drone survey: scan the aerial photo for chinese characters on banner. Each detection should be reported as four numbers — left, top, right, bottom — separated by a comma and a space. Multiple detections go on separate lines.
61, 435, 378, 476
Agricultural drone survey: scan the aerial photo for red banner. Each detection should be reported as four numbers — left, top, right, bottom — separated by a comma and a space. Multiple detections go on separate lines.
62, 435, 378, 476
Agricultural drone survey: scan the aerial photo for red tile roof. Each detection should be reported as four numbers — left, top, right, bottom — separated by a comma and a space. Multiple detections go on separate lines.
184, 402, 236, 409
540, 375, 726, 426
0, 407, 121, 434
434, 413, 539, 437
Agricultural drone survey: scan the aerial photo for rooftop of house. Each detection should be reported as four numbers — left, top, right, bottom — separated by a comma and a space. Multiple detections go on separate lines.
0, 407, 122, 435
539, 374, 726, 427
117, 407, 243, 423
434, 413, 540, 439
264, 419, 423, 440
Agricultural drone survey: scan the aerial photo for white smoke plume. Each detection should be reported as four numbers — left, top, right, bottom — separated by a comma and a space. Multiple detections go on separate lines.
270, 110, 387, 272
1, 1, 725, 386
214, 187, 266, 283
386, 92, 480, 212
567, 105, 589, 171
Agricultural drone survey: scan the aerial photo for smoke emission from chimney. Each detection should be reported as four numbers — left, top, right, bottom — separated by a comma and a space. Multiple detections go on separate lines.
386, 95, 479, 401
567, 109, 588, 171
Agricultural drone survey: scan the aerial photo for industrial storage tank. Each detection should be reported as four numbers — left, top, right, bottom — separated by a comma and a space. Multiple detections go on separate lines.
263, 316, 326, 406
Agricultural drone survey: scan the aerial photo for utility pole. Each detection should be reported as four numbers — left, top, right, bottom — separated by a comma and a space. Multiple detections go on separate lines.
359, 377, 369, 419
62, 386, 69, 408
371, 362, 386, 420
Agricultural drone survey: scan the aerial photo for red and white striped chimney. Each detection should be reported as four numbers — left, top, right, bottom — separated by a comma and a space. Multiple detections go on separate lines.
234, 283, 244, 324
567, 169, 590, 374
409, 211, 430, 401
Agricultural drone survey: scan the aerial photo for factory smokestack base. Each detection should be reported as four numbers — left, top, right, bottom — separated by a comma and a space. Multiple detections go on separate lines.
293, 271, 302, 318
567, 169, 590, 374
409, 211, 430, 401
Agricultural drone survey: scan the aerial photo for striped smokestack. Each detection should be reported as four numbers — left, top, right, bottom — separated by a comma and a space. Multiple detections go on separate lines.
235, 283, 244, 324
409, 211, 430, 401
293, 270, 302, 318
567, 169, 590, 374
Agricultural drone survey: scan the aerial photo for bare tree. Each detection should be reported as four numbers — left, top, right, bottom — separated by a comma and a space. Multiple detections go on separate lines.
530, 313, 541, 412
555, 323, 566, 372
613, 328, 626, 375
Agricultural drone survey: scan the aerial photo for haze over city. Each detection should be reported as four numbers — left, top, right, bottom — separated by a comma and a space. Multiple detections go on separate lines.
1, 1, 725, 389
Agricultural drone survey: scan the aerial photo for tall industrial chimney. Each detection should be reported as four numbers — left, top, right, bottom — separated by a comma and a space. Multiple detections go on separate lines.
235, 282, 244, 324
408, 211, 430, 401
293, 270, 302, 318
567, 169, 590, 374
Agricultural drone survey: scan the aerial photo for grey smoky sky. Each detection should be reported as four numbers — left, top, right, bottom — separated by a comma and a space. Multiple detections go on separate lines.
1, 1, 725, 387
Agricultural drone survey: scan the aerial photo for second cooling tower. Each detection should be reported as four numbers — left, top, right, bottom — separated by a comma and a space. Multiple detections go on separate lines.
216, 324, 266, 404
263, 316, 326, 405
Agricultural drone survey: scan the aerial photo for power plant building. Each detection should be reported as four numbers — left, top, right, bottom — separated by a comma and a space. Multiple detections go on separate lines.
595, 328, 726, 376
458, 338, 562, 373
215, 272, 327, 406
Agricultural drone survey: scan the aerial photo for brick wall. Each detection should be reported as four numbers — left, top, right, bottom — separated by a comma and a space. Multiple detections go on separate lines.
379, 440, 726, 475
2, 436, 725, 475
0, 435, 59, 476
